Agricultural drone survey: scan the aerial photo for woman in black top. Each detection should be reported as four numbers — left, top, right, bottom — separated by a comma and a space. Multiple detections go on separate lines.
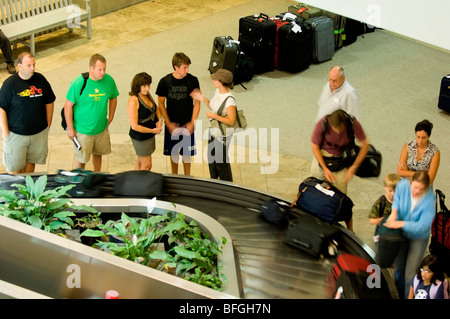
127, 72, 162, 170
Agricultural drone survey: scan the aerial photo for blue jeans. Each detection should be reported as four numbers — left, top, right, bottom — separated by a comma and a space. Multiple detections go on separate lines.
395, 237, 429, 299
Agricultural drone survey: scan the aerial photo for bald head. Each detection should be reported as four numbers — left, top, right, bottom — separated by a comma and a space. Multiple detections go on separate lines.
328, 66, 345, 92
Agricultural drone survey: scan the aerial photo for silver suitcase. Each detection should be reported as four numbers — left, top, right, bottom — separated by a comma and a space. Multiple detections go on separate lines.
307, 16, 335, 63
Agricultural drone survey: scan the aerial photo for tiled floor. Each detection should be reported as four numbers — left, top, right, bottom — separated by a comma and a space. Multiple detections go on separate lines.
0, 0, 380, 251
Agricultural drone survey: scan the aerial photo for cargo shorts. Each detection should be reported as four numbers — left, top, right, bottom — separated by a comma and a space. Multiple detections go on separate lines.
2, 127, 49, 172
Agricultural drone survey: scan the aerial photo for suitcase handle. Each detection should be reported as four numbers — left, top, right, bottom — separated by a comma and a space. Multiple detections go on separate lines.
259, 13, 269, 20
291, 238, 311, 249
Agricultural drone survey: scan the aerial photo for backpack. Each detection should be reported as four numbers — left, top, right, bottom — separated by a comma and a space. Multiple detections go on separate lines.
61, 72, 89, 130
373, 195, 386, 241
413, 276, 449, 299
234, 51, 255, 88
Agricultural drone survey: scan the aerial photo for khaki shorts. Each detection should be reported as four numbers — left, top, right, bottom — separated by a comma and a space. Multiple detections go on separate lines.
2, 127, 49, 172
310, 149, 348, 194
75, 128, 111, 164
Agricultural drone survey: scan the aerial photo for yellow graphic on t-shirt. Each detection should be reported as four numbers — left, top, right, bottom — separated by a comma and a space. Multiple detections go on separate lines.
17, 86, 43, 97
89, 88, 106, 101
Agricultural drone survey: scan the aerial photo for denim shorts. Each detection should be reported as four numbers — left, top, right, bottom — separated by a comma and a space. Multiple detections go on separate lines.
163, 127, 196, 157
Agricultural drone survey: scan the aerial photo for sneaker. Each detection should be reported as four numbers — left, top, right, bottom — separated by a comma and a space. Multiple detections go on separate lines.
7, 63, 16, 74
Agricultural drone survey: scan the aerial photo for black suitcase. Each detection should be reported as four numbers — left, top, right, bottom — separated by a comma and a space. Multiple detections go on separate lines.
238, 13, 277, 74
343, 18, 362, 46
284, 211, 339, 258
208, 36, 240, 75
438, 74, 450, 113
273, 14, 313, 73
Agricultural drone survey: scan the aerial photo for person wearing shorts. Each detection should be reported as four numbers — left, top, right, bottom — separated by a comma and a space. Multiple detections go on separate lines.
63, 54, 119, 172
156, 52, 200, 175
0, 52, 55, 174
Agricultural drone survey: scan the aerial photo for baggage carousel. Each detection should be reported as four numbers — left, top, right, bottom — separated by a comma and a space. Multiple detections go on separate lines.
0, 173, 397, 299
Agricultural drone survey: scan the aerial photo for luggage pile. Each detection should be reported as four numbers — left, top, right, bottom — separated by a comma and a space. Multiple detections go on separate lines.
208, 3, 375, 85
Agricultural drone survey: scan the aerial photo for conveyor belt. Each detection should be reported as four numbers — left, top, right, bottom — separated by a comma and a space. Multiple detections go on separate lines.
158, 175, 395, 299
2, 172, 396, 299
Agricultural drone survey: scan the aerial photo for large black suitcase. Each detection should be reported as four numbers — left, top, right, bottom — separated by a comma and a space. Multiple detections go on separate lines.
284, 211, 339, 258
208, 36, 240, 75
238, 13, 277, 74
343, 18, 362, 46
274, 14, 313, 73
438, 74, 450, 113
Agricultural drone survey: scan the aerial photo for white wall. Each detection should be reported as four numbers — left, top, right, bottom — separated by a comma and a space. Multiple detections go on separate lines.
298, 0, 450, 51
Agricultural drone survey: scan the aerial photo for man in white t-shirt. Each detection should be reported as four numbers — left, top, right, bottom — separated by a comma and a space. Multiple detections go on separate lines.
316, 66, 360, 122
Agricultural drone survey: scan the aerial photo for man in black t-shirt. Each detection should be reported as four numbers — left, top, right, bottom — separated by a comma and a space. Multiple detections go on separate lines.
0, 52, 55, 173
156, 52, 200, 175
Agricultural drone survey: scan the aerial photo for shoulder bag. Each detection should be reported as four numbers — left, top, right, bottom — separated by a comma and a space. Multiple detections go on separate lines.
210, 96, 247, 138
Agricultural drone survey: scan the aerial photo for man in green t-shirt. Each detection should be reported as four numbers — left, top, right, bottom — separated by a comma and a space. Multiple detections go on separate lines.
63, 54, 119, 172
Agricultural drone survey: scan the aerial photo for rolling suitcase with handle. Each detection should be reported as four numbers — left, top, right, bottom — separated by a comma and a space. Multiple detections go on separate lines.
208, 36, 240, 75
306, 15, 335, 63
238, 13, 277, 74
273, 13, 313, 73
322, 11, 346, 50
284, 210, 339, 258
438, 74, 450, 113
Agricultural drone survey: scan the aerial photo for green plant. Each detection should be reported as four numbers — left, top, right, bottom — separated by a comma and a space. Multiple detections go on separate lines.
76, 211, 102, 229
162, 234, 227, 291
82, 202, 227, 291
92, 212, 171, 266
147, 212, 227, 291
0, 175, 98, 234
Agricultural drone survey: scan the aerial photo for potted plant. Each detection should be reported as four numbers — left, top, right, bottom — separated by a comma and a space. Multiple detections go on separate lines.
0, 175, 95, 235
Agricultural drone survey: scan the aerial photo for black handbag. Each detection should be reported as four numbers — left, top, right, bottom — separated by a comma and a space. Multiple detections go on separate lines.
355, 144, 382, 178
322, 140, 359, 172
113, 170, 164, 197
